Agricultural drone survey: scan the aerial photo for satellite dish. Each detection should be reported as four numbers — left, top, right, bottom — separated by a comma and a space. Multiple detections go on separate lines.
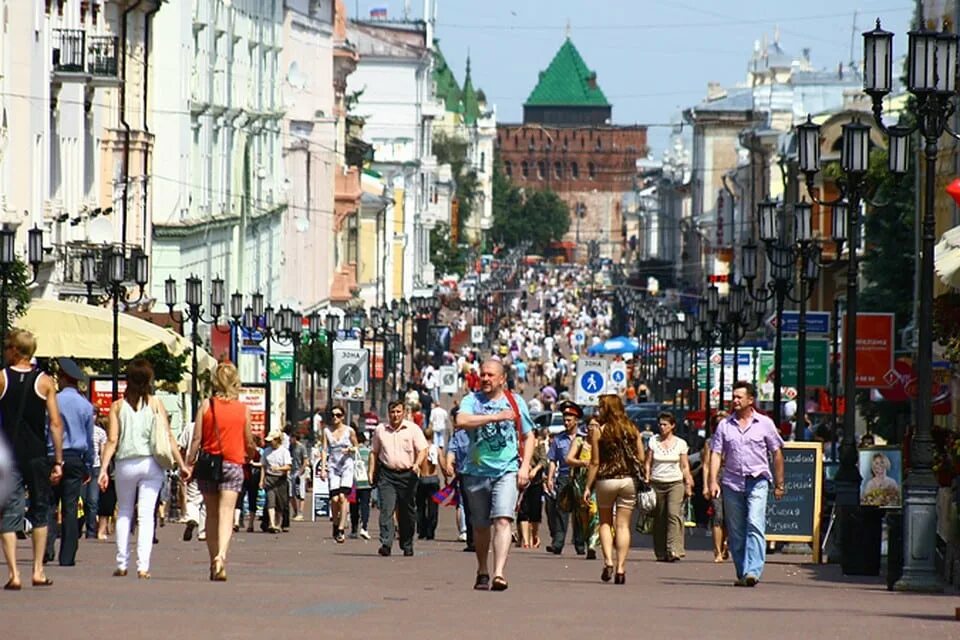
286, 61, 305, 90
87, 217, 113, 244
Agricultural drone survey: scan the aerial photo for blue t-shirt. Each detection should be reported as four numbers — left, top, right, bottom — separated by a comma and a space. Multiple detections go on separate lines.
458, 391, 534, 478
547, 432, 574, 478
447, 429, 471, 474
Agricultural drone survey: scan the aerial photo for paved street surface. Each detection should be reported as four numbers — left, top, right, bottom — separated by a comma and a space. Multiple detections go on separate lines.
1, 512, 956, 639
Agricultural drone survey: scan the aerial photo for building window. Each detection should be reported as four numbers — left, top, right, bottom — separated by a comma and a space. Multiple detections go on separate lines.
480, 151, 486, 173
544, 139, 552, 151
554, 161, 563, 179
504, 160, 513, 178
346, 214, 358, 264
528, 140, 535, 152
521, 161, 529, 179
588, 162, 596, 180
537, 160, 546, 180
596, 138, 602, 151
570, 162, 579, 178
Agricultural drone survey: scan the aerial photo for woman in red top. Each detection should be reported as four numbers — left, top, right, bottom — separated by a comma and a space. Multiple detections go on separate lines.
185, 362, 256, 581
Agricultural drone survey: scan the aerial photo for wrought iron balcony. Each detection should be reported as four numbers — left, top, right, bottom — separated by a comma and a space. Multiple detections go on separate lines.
87, 36, 118, 76
52, 28, 85, 73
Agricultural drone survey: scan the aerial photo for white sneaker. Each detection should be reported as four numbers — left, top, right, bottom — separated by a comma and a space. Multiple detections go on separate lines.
359, 528, 370, 540
458, 532, 467, 542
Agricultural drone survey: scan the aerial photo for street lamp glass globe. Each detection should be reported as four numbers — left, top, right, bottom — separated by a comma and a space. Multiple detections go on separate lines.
863, 19, 894, 95
804, 245, 822, 282
935, 30, 959, 94
185, 275, 202, 308
797, 115, 821, 174
707, 285, 720, 314
326, 313, 340, 333
243, 307, 255, 331
0, 227, 14, 266
292, 311, 303, 336
742, 241, 759, 281
794, 201, 813, 242
888, 127, 909, 175
210, 276, 225, 308
264, 305, 275, 331
841, 118, 870, 174
758, 200, 779, 242
309, 312, 321, 335
252, 292, 264, 318
832, 201, 849, 244
729, 283, 745, 315
907, 26, 939, 94
27, 226, 43, 266
230, 292, 244, 320
81, 252, 97, 286
108, 249, 125, 284
133, 252, 149, 287
164, 276, 177, 308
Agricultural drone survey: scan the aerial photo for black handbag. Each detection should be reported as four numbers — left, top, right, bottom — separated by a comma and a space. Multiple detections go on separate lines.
194, 398, 224, 483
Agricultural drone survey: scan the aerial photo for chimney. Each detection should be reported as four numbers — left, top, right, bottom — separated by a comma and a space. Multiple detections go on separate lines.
707, 82, 727, 101
587, 72, 597, 90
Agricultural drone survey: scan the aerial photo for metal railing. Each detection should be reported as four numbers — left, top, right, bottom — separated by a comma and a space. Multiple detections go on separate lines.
87, 36, 118, 76
52, 28, 85, 73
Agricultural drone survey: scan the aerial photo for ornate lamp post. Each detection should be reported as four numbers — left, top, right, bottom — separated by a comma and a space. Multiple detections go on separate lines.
240, 292, 276, 434
699, 291, 719, 426
83, 247, 149, 399
276, 305, 303, 425
861, 18, 949, 591
165, 274, 226, 416
0, 225, 44, 349
324, 311, 341, 417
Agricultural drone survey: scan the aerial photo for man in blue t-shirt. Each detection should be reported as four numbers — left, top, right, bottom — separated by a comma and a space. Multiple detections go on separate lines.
456, 360, 534, 592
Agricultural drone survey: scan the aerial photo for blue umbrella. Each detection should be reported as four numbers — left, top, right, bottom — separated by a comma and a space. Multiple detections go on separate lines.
587, 336, 639, 356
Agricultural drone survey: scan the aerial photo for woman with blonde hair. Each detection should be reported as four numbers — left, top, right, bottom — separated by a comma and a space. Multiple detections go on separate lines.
184, 362, 256, 581
98, 359, 187, 579
583, 394, 645, 584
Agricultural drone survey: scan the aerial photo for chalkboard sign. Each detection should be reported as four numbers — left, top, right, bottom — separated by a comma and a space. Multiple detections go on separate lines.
765, 442, 823, 563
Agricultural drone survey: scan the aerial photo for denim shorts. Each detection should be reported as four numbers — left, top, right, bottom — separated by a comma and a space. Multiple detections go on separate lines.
462, 472, 518, 528
0, 458, 53, 533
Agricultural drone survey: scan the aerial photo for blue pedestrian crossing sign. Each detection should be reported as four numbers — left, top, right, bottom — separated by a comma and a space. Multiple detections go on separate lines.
575, 358, 609, 406
609, 361, 628, 391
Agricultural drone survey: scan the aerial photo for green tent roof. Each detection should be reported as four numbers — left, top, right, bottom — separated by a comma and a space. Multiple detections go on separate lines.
525, 38, 609, 107
433, 43, 464, 114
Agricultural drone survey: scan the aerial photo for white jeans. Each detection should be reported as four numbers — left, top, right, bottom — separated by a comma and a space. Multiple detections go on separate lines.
115, 456, 165, 572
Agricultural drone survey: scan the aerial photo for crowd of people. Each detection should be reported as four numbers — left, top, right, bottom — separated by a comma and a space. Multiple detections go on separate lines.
0, 263, 789, 593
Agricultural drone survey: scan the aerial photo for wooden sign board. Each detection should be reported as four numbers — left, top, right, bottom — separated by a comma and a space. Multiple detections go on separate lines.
765, 441, 823, 563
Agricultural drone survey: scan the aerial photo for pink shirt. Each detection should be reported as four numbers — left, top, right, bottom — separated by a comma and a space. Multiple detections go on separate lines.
371, 420, 427, 471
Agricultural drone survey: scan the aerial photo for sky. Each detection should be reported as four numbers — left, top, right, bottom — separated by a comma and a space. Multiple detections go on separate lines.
354, 0, 916, 157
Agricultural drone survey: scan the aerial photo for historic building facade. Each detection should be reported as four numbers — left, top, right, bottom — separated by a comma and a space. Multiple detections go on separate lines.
496, 37, 647, 262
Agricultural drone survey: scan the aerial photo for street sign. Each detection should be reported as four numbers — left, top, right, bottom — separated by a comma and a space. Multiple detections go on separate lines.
575, 357, 608, 406
609, 361, 628, 391
778, 339, 829, 388
332, 347, 369, 401
439, 365, 458, 394
766, 311, 831, 334
268, 355, 294, 382
708, 350, 754, 403
470, 325, 484, 345
842, 312, 895, 389
573, 330, 586, 346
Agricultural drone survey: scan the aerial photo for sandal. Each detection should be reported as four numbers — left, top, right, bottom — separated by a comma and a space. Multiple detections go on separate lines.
490, 576, 509, 592
3, 578, 21, 591
336, 533, 346, 544
31, 577, 53, 587
473, 573, 490, 591
601, 565, 614, 582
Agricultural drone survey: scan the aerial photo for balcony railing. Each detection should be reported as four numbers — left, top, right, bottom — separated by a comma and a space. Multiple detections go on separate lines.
52, 28, 85, 73
51, 29, 118, 77
87, 36, 118, 76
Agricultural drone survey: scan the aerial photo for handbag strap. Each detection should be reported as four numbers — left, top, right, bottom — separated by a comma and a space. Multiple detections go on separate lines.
502, 390, 525, 461
208, 397, 224, 454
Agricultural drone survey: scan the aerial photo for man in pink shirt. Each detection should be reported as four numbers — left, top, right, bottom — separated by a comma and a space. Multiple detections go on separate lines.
369, 400, 428, 557
707, 381, 785, 587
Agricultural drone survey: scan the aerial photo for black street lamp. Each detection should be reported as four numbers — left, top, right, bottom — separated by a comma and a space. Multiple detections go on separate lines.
237, 292, 276, 435
861, 18, 948, 591
275, 305, 303, 425
82, 247, 149, 399
0, 225, 44, 349
699, 291, 719, 425
164, 274, 226, 417
324, 311, 341, 417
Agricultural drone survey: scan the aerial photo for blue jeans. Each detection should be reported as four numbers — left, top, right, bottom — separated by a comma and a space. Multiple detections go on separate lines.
723, 477, 769, 580
85, 466, 100, 538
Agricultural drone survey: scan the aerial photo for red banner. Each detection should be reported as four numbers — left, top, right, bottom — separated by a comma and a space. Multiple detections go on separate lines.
842, 313, 895, 389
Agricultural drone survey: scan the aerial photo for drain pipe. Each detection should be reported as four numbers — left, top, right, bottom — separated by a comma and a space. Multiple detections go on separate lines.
141, 1, 162, 252
120, 0, 146, 250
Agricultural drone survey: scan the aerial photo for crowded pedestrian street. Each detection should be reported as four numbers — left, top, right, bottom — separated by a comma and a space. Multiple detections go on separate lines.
3, 1, 960, 638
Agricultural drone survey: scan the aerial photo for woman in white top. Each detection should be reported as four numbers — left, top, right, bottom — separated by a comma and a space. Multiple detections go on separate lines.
319, 407, 357, 543
643, 412, 693, 562
98, 359, 186, 579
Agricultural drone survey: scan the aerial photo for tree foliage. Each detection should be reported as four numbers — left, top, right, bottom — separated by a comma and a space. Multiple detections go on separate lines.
433, 131, 480, 239
1, 260, 33, 335
489, 154, 570, 253
430, 222, 467, 278
299, 333, 333, 377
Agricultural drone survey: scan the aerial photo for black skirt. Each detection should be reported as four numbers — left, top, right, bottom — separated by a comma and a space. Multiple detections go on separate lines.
517, 482, 544, 523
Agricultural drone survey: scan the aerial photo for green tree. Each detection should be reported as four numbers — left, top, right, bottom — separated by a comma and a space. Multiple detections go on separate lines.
299, 332, 333, 377
1, 260, 33, 335
489, 154, 570, 253
429, 222, 467, 278
434, 131, 480, 240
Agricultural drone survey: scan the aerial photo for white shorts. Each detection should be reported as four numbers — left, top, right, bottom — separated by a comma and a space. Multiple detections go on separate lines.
329, 461, 355, 495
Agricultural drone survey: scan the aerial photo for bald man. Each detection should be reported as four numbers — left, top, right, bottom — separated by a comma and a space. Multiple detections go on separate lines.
456, 359, 534, 592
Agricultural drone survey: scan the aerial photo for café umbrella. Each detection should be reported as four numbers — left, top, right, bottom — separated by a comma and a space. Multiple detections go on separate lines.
587, 335, 639, 356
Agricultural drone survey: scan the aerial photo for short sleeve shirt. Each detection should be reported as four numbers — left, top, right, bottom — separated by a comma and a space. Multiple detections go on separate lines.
458, 391, 534, 478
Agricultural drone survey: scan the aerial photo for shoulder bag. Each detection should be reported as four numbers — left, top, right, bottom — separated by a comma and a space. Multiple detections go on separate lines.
194, 398, 224, 483
632, 432, 656, 514
150, 397, 177, 470
502, 389, 526, 460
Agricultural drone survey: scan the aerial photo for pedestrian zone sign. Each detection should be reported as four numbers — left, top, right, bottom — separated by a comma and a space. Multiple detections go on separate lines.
609, 361, 628, 391
573, 330, 586, 345
576, 358, 608, 406
471, 325, 484, 344
332, 347, 369, 401
439, 365, 458, 394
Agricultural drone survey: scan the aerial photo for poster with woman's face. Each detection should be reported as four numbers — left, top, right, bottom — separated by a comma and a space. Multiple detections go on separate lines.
859, 447, 902, 508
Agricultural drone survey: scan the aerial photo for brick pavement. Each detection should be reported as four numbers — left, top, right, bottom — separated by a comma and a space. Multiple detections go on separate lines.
1, 508, 956, 639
